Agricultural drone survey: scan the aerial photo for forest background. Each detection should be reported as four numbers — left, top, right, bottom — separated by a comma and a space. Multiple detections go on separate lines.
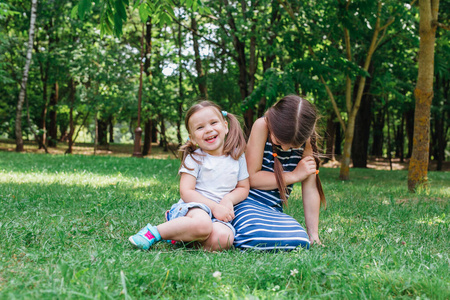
1, 0, 449, 184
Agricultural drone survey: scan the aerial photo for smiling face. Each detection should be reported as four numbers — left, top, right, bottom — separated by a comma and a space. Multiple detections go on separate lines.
188, 107, 228, 156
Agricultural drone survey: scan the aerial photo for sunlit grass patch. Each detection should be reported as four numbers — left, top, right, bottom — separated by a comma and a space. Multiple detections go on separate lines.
0, 152, 448, 299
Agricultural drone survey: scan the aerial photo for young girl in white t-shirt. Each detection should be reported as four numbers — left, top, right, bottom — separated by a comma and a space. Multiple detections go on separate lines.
129, 101, 249, 251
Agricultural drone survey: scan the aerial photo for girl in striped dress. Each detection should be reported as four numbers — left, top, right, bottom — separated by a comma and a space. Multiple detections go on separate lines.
232, 95, 326, 250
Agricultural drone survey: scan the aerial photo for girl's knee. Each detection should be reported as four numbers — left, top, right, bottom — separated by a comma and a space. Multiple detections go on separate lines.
216, 232, 234, 250
191, 218, 213, 240
203, 225, 234, 251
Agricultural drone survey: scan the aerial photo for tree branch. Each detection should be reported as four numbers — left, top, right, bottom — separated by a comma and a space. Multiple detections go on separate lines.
433, 21, 450, 30
319, 75, 347, 132
343, 27, 352, 114
171, 16, 237, 60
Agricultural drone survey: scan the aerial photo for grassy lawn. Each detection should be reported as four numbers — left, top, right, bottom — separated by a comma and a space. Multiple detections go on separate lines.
0, 151, 448, 299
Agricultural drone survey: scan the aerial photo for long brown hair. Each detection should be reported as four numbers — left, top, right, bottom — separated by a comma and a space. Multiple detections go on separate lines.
179, 101, 246, 170
265, 95, 326, 208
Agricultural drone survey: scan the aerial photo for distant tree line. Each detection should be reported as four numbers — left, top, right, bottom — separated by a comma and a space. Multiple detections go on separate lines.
1, 0, 449, 185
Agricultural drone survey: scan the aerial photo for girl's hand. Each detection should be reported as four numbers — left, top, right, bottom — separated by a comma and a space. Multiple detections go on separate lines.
220, 196, 234, 211
309, 233, 323, 247
291, 156, 317, 183
211, 203, 234, 223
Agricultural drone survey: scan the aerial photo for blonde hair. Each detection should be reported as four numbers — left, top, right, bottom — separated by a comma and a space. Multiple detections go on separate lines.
265, 95, 326, 207
179, 101, 246, 170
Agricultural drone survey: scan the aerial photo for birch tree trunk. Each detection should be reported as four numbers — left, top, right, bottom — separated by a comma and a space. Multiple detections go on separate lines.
408, 0, 440, 191
15, 0, 37, 152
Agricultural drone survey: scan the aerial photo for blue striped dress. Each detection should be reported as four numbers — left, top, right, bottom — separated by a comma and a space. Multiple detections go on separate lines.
231, 138, 310, 250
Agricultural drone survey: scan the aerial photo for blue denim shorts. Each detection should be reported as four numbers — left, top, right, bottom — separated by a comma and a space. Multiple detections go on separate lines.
167, 201, 235, 236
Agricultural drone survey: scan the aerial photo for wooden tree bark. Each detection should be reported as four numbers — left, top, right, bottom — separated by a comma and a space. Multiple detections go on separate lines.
177, 20, 183, 145
108, 116, 114, 143
66, 78, 76, 154
223, 0, 257, 135
142, 119, 152, 156
97, 118, 109, 147
408, 0, 440, 191
352, 72, 374, 168
371, 104, 385, 156
338, 2, 393, 180
324, 112, 336, 163
142, 17, 153, 156
48, 82, 59, 147
132, 22, 145, 157
405, 109, 415, 157
334, 122, 342, 155
284, 1, 393, 180
191, 15, 208, 99
15, 0, 37, 152
434, 73, 449, 170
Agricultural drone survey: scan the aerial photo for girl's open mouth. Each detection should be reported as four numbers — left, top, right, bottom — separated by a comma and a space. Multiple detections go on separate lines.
205, 135, 217, 143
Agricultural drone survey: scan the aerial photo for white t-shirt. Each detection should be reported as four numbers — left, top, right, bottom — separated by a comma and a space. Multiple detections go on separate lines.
179, 149, 249, 203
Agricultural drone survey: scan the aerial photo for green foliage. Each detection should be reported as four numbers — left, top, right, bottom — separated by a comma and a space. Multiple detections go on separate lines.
74, 0, 211, 37
0, 152, 448, 298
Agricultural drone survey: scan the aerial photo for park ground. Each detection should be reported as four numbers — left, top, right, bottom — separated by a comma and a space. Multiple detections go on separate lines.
0, 141, 448, 299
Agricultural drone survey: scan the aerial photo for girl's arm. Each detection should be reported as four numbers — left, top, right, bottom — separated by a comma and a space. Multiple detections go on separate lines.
217, 178, 249, 222
220, 178, 250, 206
246, 118, 316, 190
179, 173, 235, 223
300, 145, 321, 245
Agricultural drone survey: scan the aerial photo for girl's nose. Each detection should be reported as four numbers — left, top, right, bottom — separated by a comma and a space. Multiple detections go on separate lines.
205, 125, 213, 132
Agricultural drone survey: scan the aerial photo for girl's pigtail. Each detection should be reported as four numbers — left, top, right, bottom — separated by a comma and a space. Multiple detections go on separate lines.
270, 136, 288, 204
223, 112, 246, 159
310, 131, 326, 208
179, 139, 200, 171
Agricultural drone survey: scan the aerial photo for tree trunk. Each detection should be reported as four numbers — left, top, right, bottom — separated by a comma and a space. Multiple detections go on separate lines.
159, 116, 168, 152
108, 116, 114, 143
408, 0, 439, 191
223, 0, 256, 135
438, 76, 448, 170
334, 122, 342, 156
386, 97, 393, 170
324, 112, 336, 163
48, 82, 59, 147
39, 94, 48, 148
142, 17, 153, 157
15, 0, 37, 152
339, 116, 356, 180
191, 15, 207, 99
97, 118, 109, 148
177, 21, 183, 146
132, 23, 145, 158
405, 108, 415, 158
339, 7, 386, 180
433, 111, 443, 170
142, 119, 152, 156
351, 78, 373, 168
396, 114, 405, 163
94, 113, 98, 155
143, 17, 152, 77
66, 78, 76, 154
371, 103, 385, 157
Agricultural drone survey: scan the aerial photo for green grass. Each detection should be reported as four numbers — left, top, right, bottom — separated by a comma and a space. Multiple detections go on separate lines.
0, 152, 448, 299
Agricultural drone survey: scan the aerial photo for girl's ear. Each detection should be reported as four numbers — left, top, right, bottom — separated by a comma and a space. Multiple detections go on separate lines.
224, 120, 229, 134
188, 134, 195, 144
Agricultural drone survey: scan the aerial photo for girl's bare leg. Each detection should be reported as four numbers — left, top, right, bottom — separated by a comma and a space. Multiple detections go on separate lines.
201, 222, 234, 251
157, 208, 212, 242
